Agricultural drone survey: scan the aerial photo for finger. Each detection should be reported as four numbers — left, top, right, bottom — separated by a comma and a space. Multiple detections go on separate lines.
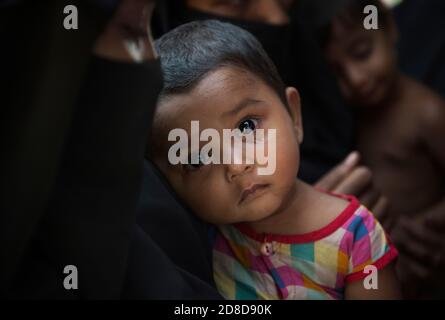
400, 220, 443, 249
333, 166, 372, 196
370, 196, 390, 223
398, 253, 430, 282
359, 187, 381, 210
397, 225, 441, 267
396, 255, 420, 282
315, 151, 360, 191
391, 220, 423, 254
390, 219, 410, 247
401, 239, 435, 266
383, 214, 397, 234
424, 205, 445, 231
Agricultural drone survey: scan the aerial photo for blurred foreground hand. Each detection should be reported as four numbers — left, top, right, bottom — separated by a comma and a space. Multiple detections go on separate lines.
94, 0, 156, 62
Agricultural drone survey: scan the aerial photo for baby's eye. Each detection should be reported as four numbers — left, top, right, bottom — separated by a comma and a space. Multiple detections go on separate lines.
238, 118, 258, 135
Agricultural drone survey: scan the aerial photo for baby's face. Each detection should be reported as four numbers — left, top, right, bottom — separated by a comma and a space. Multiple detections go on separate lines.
152, 66, 302, 225
325, 19, 398, 108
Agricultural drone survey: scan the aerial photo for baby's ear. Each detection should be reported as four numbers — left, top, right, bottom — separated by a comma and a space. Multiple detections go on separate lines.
285, 87, 303, 144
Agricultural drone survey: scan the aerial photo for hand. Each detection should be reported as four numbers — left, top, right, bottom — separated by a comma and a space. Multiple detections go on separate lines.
315, 151, 390, 225
424, 200, 445, 233
94, 0, 157, 62
391, 217, 445, 284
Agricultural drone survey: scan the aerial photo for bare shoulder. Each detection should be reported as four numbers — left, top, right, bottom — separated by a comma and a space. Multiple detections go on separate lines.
310, 188, 351, 228
403, 76, 445, 129
421, 92, 445, 133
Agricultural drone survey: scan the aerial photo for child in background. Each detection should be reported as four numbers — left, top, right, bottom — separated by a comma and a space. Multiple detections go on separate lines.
321, 0, 445, 297
149, 20, 400, 299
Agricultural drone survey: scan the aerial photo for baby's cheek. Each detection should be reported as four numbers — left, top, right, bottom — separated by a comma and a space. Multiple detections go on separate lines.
194, 198, 233, 225
186, 179, 233, 224
277, 127, 299, 173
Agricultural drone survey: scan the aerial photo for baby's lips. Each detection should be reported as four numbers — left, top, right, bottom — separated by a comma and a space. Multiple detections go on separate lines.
239, 183, 269, 204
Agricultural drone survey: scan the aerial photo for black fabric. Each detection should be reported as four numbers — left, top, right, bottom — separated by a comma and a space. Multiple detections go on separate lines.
3, 1, 220, 299
5, 56, 220, 299
1, 0, 112, 293
136, 162, 215, 287
289, 8, 356, 183
394, 0, 445, 98
122, 224, 218, 299
177, 7, 295, 86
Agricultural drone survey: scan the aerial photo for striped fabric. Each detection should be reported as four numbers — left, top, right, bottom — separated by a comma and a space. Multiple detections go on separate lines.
213, 194, 398, 300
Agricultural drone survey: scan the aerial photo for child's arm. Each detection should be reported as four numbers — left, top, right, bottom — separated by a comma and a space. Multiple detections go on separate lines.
343, 204, 400, 299
345, 263, 402, 299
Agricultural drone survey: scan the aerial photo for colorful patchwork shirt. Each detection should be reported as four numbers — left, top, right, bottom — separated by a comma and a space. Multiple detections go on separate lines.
213, 194, 398, 300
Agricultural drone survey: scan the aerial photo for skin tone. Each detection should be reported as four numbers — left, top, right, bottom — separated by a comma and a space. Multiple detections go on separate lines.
325, 12, 445, 298
186, 0, 390, 220
92, 0, 401, 299
152, 65, 401, 299
94, 0, 156, 62
186, 0, 294, 25
315, 152, 391, 227
325, 15, 399, 108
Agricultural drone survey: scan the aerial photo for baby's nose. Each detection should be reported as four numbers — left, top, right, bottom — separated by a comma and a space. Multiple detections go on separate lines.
224, 138, 256, 181
226, 162, 254, 182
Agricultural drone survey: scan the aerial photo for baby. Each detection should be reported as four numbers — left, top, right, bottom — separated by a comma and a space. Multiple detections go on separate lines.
149, 20, 400, 299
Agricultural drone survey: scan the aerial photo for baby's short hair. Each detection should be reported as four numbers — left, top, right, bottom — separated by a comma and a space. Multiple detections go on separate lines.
149, 20, 288, 160
154, 19, 287, 105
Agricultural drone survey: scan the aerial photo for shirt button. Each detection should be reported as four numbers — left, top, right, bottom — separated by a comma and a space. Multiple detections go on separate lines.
260, 242, 273, 256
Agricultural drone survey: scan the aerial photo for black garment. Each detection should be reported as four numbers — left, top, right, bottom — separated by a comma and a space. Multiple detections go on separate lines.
136, 162, 215, 287
1, 0, 112, 294
394, 0, 445, 98
289, 9, 356, 183
175, 7, 295, 86
2, 1, 220, 299
6, 56, 219, 299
